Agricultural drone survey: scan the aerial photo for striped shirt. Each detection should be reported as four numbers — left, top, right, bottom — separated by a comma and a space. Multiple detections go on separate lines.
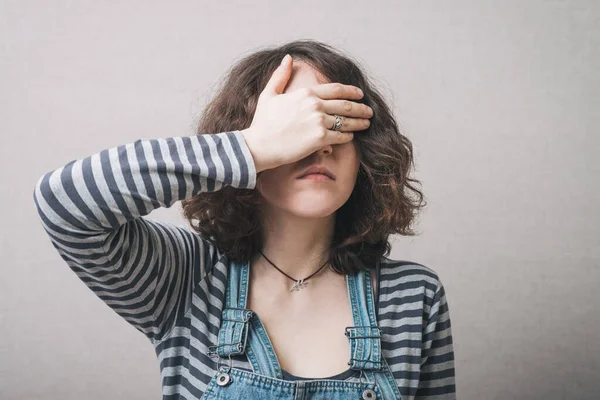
32, 130, 456, 399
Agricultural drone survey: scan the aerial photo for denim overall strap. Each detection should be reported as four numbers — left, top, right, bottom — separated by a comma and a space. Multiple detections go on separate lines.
212, 259, 254, 358
238, 259, 284, 379
347, 267, 403, 399
346, 267, 383, 371
214, 259, 284, 378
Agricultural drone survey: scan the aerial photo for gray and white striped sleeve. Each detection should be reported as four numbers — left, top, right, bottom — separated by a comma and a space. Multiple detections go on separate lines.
416, 278, 457, 398
32, 131, 256, 343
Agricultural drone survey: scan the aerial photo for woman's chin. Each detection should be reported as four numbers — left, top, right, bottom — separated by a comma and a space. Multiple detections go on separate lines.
288, 207, 338, 219
286, 196, 344, 218
259, 188, 351, 218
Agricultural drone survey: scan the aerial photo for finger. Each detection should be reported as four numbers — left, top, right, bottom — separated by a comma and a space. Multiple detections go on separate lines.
325, 114, 371, 132
323, 99, 373, 119
311, 82, 364, 101
324, 129, 355, 145
262, 54, 293, 96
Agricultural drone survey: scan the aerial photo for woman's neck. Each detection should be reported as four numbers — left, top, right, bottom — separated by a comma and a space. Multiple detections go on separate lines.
257, 210, 335, 280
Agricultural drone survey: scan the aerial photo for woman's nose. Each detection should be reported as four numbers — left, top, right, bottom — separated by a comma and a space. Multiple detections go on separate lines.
318, 144, 333, 155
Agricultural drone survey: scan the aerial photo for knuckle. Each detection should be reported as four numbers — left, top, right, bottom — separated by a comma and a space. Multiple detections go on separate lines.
300, 87, 313, 98
343, 100, 353, 111
334, 84, 344, 97
308, 97, 321, 111
313, 99, 324, 111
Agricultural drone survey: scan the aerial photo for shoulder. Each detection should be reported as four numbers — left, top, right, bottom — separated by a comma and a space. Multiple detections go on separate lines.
377, 255, 446, 314
378, 255, 443, 291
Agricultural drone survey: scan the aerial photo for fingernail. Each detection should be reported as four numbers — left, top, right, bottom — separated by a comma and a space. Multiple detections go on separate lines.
357, 88, 364, 96
281, 54, 290, 66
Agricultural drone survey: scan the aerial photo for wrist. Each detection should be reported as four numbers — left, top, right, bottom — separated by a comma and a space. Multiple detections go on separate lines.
240, 128, 268, 173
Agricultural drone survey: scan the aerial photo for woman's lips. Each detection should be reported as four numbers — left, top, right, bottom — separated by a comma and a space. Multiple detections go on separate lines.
298, 173, 333, 181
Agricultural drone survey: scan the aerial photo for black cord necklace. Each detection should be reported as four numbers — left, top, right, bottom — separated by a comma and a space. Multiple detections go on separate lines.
258, 250, 329, 292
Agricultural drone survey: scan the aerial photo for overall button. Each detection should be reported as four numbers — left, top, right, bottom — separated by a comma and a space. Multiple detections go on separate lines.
362, 388, 376, 399
216, 372, 232, 387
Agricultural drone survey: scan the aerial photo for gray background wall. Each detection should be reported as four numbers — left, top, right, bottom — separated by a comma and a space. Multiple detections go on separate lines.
2, 1, 598, 399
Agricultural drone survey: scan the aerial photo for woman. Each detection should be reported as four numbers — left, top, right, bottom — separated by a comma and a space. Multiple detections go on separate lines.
33, 40, 456, 399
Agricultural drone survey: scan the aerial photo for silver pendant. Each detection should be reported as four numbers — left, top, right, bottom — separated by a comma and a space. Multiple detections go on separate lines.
290, 279, 308, 292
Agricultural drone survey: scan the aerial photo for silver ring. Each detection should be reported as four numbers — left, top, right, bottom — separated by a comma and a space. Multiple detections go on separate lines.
331, 114, 343, 131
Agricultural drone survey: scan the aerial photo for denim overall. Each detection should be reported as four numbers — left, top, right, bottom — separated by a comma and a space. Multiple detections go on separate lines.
203, 259, 402, 400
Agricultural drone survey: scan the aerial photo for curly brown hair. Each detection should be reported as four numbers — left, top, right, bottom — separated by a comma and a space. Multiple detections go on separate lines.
181, 39, 426, 275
